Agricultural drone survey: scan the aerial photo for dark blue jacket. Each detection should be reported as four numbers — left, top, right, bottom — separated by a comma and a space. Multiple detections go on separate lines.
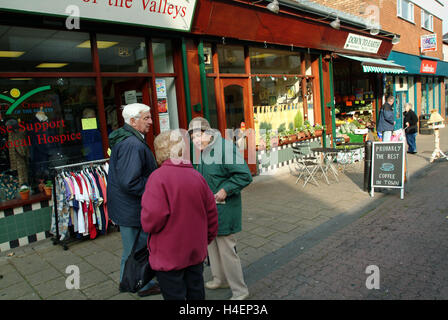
377, 102, 395, 132
107, 124, 157, 227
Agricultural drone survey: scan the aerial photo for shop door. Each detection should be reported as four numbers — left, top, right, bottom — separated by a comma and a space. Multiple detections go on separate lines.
219, 78, 256, 174
113, 79, 155, 148
394, 91, 407, 130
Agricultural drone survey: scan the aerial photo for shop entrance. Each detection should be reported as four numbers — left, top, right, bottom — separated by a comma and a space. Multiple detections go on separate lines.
104, 78, 155, 148
394, 91, 407, 130
219, 78, 256, 174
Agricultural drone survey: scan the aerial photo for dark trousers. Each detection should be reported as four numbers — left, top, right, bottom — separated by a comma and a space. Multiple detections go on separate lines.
156, 263, 205, 300
406, 132, 417, 153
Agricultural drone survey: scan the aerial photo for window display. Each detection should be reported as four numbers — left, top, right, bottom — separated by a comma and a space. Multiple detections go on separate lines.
0, 78, 101, 203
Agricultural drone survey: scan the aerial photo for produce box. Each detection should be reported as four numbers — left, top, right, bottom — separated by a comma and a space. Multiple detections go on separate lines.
347, 133, 364, 143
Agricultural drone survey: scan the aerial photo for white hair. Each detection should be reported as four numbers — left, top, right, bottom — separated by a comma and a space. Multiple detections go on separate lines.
122, 103, 150, 125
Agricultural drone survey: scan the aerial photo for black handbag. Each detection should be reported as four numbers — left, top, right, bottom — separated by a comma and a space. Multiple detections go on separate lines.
119, 229, 155, 293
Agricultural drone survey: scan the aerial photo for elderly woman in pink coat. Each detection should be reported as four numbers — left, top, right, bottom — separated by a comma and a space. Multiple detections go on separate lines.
141, 129, 218, 300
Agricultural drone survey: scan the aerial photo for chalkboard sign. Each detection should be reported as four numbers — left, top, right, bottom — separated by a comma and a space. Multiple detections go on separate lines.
371, 141, 405, 199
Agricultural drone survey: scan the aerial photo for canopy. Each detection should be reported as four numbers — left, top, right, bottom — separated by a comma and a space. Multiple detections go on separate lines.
338, 54, 407, 74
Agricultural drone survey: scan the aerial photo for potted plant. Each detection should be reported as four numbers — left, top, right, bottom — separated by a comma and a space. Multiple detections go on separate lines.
314, 123, 324, 137
286, 129, 297, 144
44, 180, 53, 197
19, 185, 30, 200
296, 126, 306, 140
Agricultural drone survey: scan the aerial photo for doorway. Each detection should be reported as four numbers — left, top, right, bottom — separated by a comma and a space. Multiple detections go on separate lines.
219, 78, 256, 174
103, 78, 155, 149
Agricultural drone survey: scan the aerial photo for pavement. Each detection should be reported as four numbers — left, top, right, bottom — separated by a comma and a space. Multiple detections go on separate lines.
1, 128, 448, 300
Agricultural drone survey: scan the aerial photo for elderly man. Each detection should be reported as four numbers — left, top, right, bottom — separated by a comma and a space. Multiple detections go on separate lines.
188, 117, 252, 300
107, 103, 160, 297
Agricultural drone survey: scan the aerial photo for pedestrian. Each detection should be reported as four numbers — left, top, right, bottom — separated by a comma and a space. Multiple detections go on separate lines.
141, 130, 219, 300
377, 95, 396, 142
188, 117, 253, 300
403, 103, 418, 154
107, 103, 161, 297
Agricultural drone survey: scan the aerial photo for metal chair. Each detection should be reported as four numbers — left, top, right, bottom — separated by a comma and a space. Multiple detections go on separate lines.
289, 143, 322, 187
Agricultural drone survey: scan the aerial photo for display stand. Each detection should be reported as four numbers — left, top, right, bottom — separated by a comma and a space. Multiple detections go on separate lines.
429, 128, 448, 163
50, 158, 109, 250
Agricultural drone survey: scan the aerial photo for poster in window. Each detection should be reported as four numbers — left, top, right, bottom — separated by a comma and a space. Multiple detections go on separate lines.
158, 98, 168, 113
159, 113, 170, 132
156, 79, 167, 98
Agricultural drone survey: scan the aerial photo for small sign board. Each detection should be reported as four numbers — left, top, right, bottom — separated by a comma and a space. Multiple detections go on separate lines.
421, 34, 437, 53
371, 141, 405, 199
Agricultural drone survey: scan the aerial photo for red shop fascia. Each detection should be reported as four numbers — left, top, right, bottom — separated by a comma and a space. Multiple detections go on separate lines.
187, 0, 395, 136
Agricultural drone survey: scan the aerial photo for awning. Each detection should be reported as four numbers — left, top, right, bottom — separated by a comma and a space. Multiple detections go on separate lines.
338, 54, 407, 74
388, 51, 448, 76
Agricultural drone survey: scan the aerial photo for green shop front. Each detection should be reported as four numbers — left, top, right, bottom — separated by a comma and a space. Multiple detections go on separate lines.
387, 51, 448, 119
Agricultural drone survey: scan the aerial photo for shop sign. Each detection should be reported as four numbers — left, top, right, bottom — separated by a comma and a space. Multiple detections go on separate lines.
420, 59, 437, 74
343, 33, 382, 54
0, 0, 198, 32
420, 34, 437, 53
371, 141, 405, 199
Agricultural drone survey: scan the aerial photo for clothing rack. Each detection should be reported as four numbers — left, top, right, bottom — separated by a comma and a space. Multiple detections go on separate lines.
50, 158, 109, 250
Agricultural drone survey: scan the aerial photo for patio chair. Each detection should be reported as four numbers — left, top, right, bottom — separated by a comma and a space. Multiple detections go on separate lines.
289, 143, 322, 187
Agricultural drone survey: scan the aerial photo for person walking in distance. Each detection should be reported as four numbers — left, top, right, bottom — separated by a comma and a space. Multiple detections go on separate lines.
188, 117, 253, 300
377, 95, 396, 142
107, 103, 161, 297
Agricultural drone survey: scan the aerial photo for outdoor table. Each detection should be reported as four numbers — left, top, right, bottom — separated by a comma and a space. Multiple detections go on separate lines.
311, 147, 340, 183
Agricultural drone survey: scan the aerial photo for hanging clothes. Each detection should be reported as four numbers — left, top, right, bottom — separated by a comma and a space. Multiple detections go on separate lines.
50, 161, 110, 241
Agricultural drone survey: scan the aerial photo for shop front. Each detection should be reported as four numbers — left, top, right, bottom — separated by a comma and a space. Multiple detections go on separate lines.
388, 51, 448, 121
0, 2, 193, 251
0, 0, 396, 250
332, 54, 407, 142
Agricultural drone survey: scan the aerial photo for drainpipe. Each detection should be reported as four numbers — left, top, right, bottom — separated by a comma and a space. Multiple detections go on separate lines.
181, 37, 192, 124
198, 40, 210, 121
318, 54, 327, 147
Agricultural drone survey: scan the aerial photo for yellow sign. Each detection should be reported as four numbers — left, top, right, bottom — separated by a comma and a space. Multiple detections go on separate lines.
81, 118, 98, 130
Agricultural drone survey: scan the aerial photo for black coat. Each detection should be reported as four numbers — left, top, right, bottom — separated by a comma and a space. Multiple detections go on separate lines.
403, 109, 418, 134
107, 124, 157, 227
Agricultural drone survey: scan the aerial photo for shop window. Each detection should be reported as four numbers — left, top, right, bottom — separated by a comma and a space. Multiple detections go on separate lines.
0, 26, 92, 72
0, 78, 101, 203
435, 78, 440, 111
249, 48, 301, 75
428, 77, 434, 111
408, 77, 415, 111
397, 0, 414, 23
445, 79, 448, 118
421, 10, 434, 32
97, 34, 147, 73
152, 39, 174, 74
421, 77, 428, 114
252, 76, 305, 139
206, 78, 219, 129
217, 45, 245, 74
204, 43, 214, 74
155, 78, 179, 132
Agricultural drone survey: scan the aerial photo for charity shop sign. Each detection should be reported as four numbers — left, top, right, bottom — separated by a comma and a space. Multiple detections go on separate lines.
420, 34, 437, 53
0, 0, 198, 31
371, 141, 405, 199
343, 33, 382, 54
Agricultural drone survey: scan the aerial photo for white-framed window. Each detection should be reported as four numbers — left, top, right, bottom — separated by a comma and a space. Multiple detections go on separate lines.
397, 0, 414, 23
421, 10, 434, 32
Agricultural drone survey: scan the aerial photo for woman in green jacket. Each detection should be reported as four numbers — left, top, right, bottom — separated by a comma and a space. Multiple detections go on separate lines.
188, 117, 252, 300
